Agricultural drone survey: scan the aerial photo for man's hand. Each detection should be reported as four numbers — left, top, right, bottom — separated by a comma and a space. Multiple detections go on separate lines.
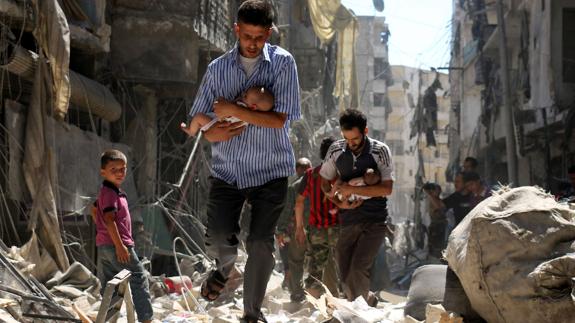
90, 204, 97, 223
116, 245, 130, 264
329, 196, 363, 209
295, 225, 306, 246
276, 233, 286, 248
336, 182, 354, 199
327, 182, 340, 200
213, 98, 238, 120
203, 120, 246, 142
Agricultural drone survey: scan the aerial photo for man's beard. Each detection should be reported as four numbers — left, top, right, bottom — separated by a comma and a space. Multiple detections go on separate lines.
351, 135, 366, 154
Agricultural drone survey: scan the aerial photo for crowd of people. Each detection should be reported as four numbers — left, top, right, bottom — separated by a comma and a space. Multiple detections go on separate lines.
421, 157, 489, 259
422, 157, 575, 261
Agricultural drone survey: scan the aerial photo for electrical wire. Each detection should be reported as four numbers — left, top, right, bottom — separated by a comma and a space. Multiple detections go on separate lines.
172, 236, 207, 314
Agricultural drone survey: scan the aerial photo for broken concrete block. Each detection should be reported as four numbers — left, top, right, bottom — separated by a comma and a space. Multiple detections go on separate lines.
73, 295, 92, 314
265, 273, 284, 298
262, 297, 283, 315
288, 306, 312, 317
212, 315, 239, 323
51, 285, 85, 299
404, 315, 423, 323
283, 300, 314, 314
425, 304, 446, 323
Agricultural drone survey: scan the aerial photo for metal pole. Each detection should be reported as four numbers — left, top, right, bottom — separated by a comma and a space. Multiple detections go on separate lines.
496, 0, 519, 185
542, 108, 552, 191
175, 131, 204, 188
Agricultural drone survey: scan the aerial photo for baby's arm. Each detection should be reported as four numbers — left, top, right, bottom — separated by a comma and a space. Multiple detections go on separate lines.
348, 177, 366, 187
181, 113, 213, 137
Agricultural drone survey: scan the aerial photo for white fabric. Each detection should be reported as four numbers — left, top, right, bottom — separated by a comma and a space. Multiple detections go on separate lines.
445, 186, 575, 323
307, 0, 359, 109
33, 0, 71, 119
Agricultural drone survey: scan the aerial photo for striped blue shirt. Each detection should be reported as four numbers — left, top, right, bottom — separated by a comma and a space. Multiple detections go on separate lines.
189, 43, 301, 189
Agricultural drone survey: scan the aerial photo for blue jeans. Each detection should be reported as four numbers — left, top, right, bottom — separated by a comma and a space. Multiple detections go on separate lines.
97, 245, 153, 322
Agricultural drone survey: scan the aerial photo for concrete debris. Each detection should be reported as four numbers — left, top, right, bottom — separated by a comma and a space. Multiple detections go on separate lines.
0, 235, 470, 323
425, 304, 462, 323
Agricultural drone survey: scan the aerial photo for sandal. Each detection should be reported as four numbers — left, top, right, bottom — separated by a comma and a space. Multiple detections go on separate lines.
240, 312, 268, 323
200, 270, 227, 301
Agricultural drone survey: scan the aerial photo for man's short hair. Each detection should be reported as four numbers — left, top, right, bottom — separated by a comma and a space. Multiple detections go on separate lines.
423, 182, 441, 192
320, 136, 336, 160
295, 158, 311, 169
568, 165, 575, 174
463, 171, 481, 183
464, 157, 479, 168
101, 149, 127, 169
237, 0, 274, 28
339, 109, 367, 133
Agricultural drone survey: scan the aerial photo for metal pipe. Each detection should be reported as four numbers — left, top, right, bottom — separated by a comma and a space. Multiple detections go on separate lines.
496, 0, 519, 185
0, 44, 122, 122
542, 108, 551, 191
175, 131, 204, 188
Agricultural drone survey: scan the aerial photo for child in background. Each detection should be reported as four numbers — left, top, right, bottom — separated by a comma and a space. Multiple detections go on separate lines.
92, 149, 153, 323
181, 86, 274, 137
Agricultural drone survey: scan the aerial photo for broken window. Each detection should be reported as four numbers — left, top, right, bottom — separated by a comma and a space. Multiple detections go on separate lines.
387, 139, 404, 155
563, 8, 575, 83
374, 57, 388, 80
373, 92, 386, 106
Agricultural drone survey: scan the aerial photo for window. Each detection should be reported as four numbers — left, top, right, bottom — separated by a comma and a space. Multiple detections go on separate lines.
374, 58, 389, 80
386, 140, 404, 155
373, 93, 386, 106
563, 8, 575, 83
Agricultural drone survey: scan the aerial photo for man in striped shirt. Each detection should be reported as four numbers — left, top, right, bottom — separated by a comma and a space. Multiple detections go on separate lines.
184, 1, 300, 321
294, 137, 340, 299
320, 109, 394, 307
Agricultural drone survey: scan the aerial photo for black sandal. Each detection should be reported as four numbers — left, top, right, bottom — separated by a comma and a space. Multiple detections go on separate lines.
200, 270, 227, 301
240, 312, 268, 323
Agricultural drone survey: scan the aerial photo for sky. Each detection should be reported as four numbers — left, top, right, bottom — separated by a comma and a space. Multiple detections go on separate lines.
341, 0, 453, 70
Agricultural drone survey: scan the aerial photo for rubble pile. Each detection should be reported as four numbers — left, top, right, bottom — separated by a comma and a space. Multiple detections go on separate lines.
0, 237, 468, 323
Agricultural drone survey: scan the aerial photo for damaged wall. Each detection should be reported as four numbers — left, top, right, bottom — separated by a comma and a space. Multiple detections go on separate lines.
448, 0, 575, 187
110, 9, 200, 84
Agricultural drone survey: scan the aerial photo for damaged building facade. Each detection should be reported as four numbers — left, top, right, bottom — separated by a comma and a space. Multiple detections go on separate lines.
355, 15, 392, 140
385, 66, 450, 224
0, 0, 354, 281
448, 0, 575, 189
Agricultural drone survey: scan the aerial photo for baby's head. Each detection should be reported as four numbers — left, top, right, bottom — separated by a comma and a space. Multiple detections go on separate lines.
363, 168, 381, 186
242, 86, 274, 111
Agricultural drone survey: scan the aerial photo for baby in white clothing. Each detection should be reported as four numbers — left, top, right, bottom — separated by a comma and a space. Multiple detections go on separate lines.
334, 168, 381, 202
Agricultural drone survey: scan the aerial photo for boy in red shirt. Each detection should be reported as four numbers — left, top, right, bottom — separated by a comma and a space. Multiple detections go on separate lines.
92, 149, 153, 322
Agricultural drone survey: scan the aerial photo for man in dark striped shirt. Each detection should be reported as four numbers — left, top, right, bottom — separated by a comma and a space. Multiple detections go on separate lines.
320, 109, 394, 307
294, 137, 340, 299
184, 1, 300, 322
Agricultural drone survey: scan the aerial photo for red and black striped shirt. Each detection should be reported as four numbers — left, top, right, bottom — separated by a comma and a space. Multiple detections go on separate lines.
297, 165, 338, 228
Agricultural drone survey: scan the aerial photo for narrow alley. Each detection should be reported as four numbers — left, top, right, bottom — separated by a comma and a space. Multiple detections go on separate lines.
0, 0, 574, 322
